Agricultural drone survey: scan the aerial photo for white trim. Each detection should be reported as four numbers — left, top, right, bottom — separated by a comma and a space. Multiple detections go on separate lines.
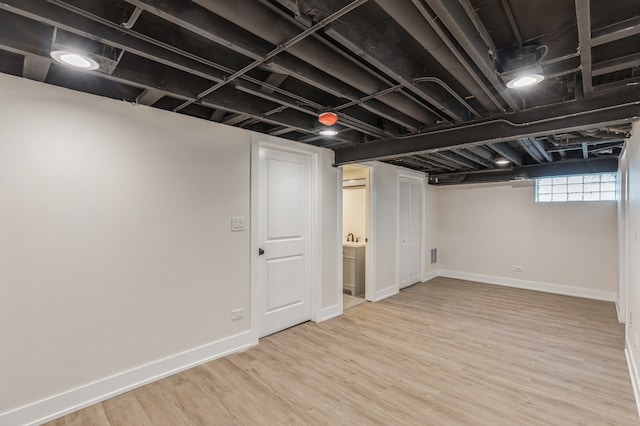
318, 303, 341, 322
421, 269, 438, 283
625, 339, 640, 419
336, 165, 345, 317
372, 285, 399, 302
438, 269, 617, 302
0, 331, 253, 426
358, 162, 377, 302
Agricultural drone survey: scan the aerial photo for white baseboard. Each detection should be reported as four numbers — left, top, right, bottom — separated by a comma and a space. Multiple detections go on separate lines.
372, 285, 399, 302
316, 303, 341, 322
0, 331, 254, 426
437, 269, 617, 302
625, 339, 640, 419
421, 269, 438, 283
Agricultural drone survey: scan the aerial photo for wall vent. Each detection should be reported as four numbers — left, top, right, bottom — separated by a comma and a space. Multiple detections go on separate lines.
430, 248, 438, 264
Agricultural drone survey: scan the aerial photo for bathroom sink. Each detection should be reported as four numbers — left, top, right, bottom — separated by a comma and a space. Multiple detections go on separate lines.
343, 241, 366, 248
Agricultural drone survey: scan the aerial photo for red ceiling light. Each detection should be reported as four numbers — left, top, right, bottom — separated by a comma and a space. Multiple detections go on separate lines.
318, 111, 338, 126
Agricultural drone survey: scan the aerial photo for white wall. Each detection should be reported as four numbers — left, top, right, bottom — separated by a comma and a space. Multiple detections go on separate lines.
622, 122, 640, 410
423, 184, 438, 277
343, 187, 366, 242
437, 181, 618, 300
0, 73, 340, 424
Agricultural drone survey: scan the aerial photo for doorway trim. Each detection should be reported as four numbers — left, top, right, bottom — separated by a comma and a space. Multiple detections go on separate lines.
340, 163, 376, 304
250, 133, 321, 344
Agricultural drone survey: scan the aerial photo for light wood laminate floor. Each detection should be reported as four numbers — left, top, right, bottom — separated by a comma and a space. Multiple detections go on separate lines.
47, 277, 639, 425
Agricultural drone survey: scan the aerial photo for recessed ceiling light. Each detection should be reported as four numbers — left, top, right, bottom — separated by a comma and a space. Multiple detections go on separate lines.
319, 129, 339, 136
506, 73, 544, 89
50, 50, 99, 71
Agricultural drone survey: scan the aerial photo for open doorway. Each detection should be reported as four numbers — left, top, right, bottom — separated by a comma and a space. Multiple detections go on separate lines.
342, 165, 370, 310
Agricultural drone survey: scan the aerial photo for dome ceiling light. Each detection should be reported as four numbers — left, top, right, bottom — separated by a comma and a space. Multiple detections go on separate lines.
502, 45, 547, 90
50, 50, 99, 71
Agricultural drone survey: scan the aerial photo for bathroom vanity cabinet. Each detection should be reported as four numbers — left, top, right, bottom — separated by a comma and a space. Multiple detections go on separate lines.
343, 244, 365, 297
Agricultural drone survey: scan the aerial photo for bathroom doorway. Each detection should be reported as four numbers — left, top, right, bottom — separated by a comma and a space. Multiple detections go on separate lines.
342, 165, 371, 310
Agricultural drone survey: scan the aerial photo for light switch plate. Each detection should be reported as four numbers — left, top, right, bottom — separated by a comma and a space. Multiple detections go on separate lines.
231, 216, 245, 232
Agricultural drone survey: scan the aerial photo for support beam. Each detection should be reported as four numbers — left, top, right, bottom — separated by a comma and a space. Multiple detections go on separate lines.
209, 109, 226, 122
429, 158, 618, 185
575, 0, 592, 97
529, 138, 553, 162
593, 53, 640, 77
591, 16, 640, 47
135, 88, 165, 105
435, 151, 478, 169
517, 138, 545, 163
582, 143, 589, 159
22, 56, 50, 81
333, 90, 640, 165
454, 149, 494, 168
260, 72, 288, 95
488, 143, 522, 166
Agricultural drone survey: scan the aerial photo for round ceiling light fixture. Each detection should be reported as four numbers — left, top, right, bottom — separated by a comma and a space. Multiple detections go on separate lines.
50, 50, 99, 71
506, 73, 544, 89
318, 111, 338, 126
319, 128, 339, 136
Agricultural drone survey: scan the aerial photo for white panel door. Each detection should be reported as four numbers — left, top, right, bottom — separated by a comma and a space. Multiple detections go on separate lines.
258, 147, 311, 337
398, 178, 421, 289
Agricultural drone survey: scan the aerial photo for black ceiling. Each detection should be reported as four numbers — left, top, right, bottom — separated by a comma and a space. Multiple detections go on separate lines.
2, 0, 640, 184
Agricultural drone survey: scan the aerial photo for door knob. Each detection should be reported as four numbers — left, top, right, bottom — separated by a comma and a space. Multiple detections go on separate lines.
258, 248, 265, 256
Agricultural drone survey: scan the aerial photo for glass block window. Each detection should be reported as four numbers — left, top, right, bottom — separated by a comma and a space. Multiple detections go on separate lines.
535, 173, 617, 202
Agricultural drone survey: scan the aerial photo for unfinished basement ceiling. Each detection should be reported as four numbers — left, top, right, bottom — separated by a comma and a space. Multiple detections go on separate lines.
2, 0, 639, 184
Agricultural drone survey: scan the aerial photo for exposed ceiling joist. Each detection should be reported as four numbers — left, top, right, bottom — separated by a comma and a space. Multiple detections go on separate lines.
488, 143, 523, 166
135, 88, 164, 106
575, 0, 593, 97
22, 56, 50, 81
593, 53, 640, 77
422, 0, 520, 111
429, 158, 618, 185
334, 91, 640, 165
591, 16, 640, 47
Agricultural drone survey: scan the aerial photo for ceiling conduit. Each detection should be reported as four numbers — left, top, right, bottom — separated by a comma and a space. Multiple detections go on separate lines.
421, 0, 521, 111
373, 0, 500, 113
191, 0, 440, 125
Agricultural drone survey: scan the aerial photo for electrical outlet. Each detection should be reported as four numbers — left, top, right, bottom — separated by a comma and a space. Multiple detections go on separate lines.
513, 265, 523, 272
231, 308, 244, 320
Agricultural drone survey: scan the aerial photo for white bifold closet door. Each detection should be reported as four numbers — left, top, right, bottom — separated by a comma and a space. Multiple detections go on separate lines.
398, 178, 421, 289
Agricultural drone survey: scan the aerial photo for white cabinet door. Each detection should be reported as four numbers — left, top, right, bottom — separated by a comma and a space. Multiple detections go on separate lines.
398, 178, 421, 289
258, 147, 311, 337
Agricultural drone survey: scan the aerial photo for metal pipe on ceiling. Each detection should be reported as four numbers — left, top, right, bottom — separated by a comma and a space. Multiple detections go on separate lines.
373, 0, 500, 114
410, 0, 508, 113
28, 0, 398, 138
191, 0, 439, 125
416, 0, 520, 111
173, 0, 369, 112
